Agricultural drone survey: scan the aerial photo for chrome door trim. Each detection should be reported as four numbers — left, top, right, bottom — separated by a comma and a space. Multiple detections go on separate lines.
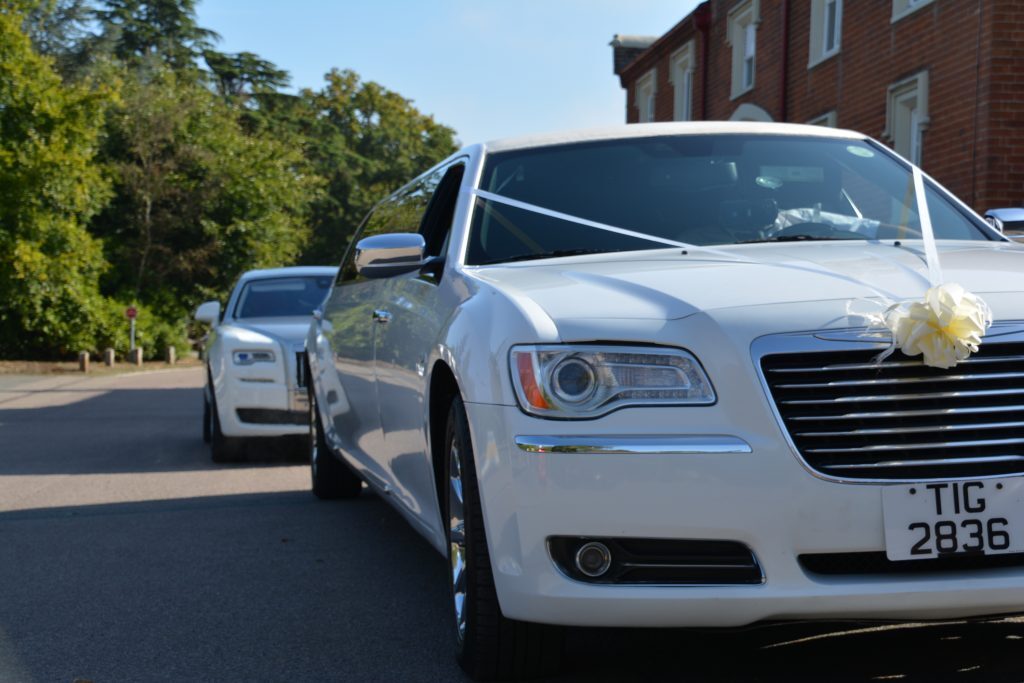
514, 435, 752, 455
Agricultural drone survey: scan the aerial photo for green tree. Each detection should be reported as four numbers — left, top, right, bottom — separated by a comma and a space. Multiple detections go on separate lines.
91, 0, 217, 71
294, 69, 458, 264
0, 3, 117, 357
91, 68, 321, 320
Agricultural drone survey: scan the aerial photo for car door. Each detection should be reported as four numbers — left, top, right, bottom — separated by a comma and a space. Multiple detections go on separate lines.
314, 202, 405, 488
374, 161, 466, 520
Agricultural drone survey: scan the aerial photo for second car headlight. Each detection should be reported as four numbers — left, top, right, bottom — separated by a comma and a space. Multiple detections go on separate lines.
233, 350, 275, 365
510, 345, 715, 419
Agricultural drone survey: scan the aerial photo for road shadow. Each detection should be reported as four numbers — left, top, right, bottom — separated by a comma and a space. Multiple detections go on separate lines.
0, 387, 306, 475
3, 484, 1024, 682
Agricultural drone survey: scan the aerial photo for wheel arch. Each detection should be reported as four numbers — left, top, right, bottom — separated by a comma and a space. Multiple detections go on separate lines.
428, 360, 460, 528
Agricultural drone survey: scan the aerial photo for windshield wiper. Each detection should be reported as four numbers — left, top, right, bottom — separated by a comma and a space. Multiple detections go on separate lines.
738, 234, 866, 244
478, 248, 615, 265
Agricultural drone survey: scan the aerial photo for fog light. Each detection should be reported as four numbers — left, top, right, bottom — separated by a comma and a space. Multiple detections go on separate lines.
575, 541, 612, 577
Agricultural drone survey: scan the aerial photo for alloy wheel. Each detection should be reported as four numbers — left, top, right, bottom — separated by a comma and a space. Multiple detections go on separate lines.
448, 442, 467, 643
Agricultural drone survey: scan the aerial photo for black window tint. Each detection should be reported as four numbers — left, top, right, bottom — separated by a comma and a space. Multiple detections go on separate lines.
467, 135, 991, 265
420, 163, 465, 259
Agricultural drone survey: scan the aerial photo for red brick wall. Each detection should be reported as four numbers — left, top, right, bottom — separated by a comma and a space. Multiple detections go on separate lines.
617, 0, 1024, 213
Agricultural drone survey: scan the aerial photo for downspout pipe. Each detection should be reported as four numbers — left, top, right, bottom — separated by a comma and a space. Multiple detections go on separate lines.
780, 0, 790, 122
694, 2, 711, 120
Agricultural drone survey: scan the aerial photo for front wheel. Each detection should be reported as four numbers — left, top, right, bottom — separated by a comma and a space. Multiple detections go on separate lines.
445, 396, 564, 681
209, 391, 244, 463
309, 386, 362, 500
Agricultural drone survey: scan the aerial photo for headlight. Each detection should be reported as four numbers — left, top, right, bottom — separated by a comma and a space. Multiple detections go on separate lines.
233, 350, 275, 365
510, 345, 715, 419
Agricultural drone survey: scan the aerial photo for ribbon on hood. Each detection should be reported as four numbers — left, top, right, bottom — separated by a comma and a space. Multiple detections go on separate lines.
472, 165, 994, 369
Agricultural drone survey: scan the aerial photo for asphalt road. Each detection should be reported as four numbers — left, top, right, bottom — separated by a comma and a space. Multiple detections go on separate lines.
2, 368, 1024, 682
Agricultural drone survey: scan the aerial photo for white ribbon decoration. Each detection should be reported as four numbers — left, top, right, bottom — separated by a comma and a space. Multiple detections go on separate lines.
473, 174, 994, 368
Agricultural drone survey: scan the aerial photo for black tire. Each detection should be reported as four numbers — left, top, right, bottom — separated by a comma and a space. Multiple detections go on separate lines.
309, 387, 362, 499
209, 390, 244, 463
202, 393, 212, 444
445, 396, 564, 681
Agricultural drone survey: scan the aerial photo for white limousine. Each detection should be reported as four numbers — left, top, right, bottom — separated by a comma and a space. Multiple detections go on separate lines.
196, 266, 336, 462
304, 122, 1024, 680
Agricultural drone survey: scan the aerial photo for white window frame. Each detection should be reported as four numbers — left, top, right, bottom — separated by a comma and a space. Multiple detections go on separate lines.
892, 0, 934, 23
669, 42, 696, 122
808, 0, 842, 68
727, 1, 759, 99
884, 71, 929, 165
807, 110, 838, 128
634, 69, 657, 123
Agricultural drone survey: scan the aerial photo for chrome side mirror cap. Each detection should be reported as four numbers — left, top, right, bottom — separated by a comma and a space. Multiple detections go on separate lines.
355, 233, 426, 278
195, 300, 221, 326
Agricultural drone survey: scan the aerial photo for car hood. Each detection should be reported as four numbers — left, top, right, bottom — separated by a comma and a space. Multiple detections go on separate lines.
220, 317, 311, 346
469, 240, 1024, 323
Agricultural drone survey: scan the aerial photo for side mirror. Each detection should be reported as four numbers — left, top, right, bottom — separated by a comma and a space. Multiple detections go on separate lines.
355, 233, 426, 278
195, 300, 221, 326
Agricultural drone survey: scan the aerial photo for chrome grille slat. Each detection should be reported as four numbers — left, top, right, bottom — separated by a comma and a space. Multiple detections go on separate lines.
781, 387, 1024, 405
776, 371, 1024, 389
795, 420, 1024, 438
788, 404, 1024, 422
761, 339, 1024, 480
766, 355, 1024, 374
820, 455, 1024, 471
806, 437, 1024, 454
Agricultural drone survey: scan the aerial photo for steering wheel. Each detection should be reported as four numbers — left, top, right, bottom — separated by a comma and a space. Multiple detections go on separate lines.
772, 221, 839, 238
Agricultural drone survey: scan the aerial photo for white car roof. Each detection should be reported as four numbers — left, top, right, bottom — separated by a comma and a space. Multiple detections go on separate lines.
482, 121, 867, 154
238, 266, 337, 282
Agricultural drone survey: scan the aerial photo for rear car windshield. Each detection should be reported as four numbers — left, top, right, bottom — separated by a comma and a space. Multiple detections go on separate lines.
233, 277, 333, 319
466, 134, 992, 265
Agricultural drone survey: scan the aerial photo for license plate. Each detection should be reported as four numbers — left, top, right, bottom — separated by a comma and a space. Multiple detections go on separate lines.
882, 478, 1024, 561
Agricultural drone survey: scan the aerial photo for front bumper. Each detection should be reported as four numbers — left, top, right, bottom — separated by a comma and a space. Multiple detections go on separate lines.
465, 402, 1024, 628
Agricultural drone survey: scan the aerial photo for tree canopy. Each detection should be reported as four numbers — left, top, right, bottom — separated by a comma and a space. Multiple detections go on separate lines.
0, 0, 458, 359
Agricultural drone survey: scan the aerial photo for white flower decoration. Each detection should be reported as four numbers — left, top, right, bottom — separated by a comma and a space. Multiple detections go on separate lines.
884, 283, 992, 369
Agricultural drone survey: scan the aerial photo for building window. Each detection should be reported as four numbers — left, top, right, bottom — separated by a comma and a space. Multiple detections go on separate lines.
807, 111, 838, 127
809, 0, 842, 67
635, 69, 657, 123
670, 42, 695, 121
885, 71, 929, 165
728, 1, 758, 99
892, 0, 934, 23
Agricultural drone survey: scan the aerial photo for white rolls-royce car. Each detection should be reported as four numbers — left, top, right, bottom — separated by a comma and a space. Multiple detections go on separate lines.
304, 122, 1024, 680
195, 266, 336, 462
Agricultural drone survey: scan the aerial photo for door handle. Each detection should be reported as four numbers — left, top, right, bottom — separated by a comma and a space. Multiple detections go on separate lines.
372, 309, 392, 324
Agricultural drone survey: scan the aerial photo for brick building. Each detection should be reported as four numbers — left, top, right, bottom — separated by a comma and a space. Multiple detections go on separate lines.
611, 0, 1024, 214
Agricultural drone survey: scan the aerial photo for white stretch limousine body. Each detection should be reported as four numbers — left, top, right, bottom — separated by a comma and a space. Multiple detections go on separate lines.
304, 122, 1024, 681
196, 266, 336, 462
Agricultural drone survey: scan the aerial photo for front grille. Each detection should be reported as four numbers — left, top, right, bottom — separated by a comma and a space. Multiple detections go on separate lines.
761, 342, 1024, 480
548, 537, 763, 585
236, 408, 308, 425
800, 551, 1024, 576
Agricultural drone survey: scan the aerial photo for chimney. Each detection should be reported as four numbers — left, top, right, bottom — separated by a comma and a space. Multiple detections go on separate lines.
610, 34, 658, 75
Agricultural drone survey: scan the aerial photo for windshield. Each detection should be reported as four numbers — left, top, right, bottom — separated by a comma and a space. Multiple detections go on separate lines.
466, 135, 993, 265
233, 276, 333, 319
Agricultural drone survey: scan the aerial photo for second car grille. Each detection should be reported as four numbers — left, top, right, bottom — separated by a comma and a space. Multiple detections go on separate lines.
761, 341, 1024, 480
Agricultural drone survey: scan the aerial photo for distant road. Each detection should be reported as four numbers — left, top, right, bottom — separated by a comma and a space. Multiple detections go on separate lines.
1, 368, 1022, 682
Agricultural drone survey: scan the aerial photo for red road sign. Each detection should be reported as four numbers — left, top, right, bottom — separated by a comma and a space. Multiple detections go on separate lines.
125, 306, 137, 319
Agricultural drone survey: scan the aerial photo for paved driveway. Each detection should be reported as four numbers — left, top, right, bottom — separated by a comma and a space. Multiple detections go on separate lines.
1, 368, 1023, 682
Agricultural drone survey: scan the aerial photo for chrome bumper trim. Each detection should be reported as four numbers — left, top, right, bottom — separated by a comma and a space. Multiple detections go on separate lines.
514, 435, 752, 455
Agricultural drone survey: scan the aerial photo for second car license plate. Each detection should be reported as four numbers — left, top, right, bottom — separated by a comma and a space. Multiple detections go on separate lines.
882, 478, 1024, 561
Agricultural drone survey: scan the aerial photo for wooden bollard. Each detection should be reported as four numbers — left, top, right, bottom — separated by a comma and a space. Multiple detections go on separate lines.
128, 348, 143, 367
104, 348, 115, 367
78, 351, 90, 373
166, 346, 176, 365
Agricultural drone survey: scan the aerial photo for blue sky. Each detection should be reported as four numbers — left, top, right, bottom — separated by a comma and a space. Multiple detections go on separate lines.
196, 1, 701, 145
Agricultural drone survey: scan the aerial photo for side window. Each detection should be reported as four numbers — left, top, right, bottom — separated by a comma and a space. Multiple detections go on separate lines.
419, 163, 465, 261
337, 172, 449, 285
